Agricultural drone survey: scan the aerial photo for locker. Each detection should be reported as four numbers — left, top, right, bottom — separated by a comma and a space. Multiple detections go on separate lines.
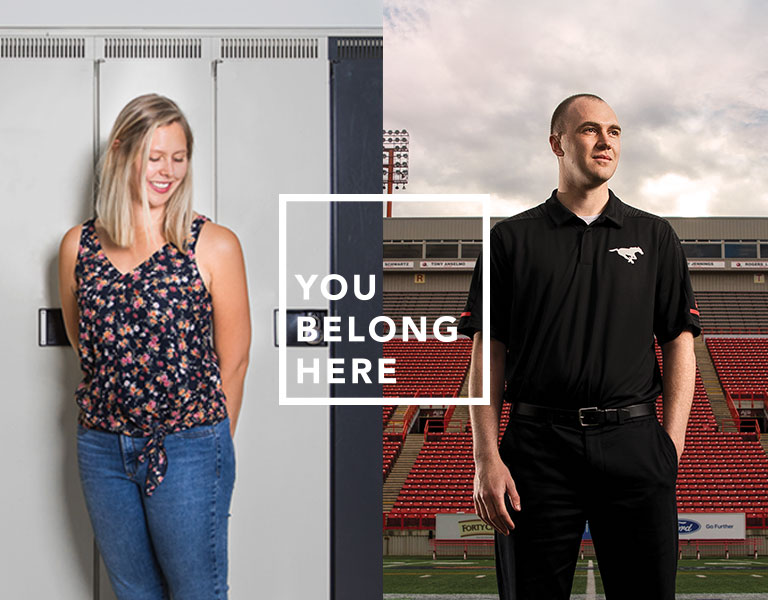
0, 28, 381, 600
0, 45, 95, 599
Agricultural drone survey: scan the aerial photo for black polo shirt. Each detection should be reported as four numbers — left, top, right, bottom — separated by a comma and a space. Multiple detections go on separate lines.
458, 189, 701, 410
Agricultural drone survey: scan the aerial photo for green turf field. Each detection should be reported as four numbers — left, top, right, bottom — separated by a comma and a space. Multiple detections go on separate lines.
383, 557, 768, 596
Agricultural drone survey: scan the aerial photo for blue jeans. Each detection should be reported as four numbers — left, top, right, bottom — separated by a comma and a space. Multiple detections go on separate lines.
77, 418, 235, 600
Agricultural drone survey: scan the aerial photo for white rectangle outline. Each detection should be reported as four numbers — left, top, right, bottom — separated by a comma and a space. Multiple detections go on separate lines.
279, 194, 490, 406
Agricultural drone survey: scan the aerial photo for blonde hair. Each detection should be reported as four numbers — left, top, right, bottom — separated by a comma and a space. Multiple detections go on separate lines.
96, 94, 194, 250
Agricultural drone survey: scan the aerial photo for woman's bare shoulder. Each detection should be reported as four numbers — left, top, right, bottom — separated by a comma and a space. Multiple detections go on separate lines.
59, 224, 84, 257
197, 219, 243, 258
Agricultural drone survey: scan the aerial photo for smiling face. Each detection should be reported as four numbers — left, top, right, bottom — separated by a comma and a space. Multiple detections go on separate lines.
550, 97, 621, 190
136, 121, 189, 208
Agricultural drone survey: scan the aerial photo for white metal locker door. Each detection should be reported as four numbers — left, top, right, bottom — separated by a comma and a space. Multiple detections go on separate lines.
0, 37, 95, 599
95, 35, 216, 600
216, 36, 331, 599
97, 36, 215, 218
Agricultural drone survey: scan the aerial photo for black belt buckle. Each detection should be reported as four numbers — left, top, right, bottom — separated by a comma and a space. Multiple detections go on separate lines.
578, 406, 601, 427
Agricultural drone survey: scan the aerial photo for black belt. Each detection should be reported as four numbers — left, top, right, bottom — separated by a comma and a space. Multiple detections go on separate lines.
511, 401, 656, 428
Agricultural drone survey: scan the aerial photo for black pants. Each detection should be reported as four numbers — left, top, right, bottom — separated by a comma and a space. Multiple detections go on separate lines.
495, 413, 679, 600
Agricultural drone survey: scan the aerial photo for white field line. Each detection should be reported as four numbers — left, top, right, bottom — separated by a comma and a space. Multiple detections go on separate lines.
585, 559, 596, 600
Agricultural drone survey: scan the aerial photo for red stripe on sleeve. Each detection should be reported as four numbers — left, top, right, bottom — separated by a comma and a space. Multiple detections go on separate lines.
460, 312, 471, 317
690, 308, 700, 316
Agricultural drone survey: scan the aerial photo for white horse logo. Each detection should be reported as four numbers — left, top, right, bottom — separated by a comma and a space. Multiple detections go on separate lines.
609, 246, 644, 264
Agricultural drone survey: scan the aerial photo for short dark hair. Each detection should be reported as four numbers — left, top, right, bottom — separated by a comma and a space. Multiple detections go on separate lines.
550, 93, 605, 134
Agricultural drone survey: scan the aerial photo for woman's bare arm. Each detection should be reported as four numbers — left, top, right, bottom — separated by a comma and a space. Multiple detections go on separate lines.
58, 225, 82, 353
197, 222, 251, 436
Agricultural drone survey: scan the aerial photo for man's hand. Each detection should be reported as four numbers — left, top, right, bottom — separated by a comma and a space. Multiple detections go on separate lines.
468, 332, 516, 534
473, 454, 520, 536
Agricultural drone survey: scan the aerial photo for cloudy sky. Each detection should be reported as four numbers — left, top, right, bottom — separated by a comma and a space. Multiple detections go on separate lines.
384, 0, 768, 218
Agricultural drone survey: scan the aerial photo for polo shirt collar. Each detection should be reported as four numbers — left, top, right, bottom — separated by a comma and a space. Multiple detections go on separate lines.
545, 189, 624, 228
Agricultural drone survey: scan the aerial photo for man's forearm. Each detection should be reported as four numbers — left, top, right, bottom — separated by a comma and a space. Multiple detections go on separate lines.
469, 332, 507, 460
660, 330, 696, 457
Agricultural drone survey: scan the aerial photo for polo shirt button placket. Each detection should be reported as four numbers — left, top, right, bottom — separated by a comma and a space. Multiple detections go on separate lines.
580, 226, 593, 267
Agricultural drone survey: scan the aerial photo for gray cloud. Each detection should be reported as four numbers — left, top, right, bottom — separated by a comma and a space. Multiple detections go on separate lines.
385, 0, 768, 218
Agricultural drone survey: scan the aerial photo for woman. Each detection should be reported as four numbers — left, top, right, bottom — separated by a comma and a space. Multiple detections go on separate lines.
58, 94, 251, 600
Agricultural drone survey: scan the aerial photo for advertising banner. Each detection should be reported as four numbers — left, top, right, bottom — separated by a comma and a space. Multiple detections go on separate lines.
436, 513, 494, 540
688, 260, 726, 269
438, 513, 746, 541
419, 260, 476, 269
383, 260, 415, 269
731, 261, 768, 269
678, 513, 746, 540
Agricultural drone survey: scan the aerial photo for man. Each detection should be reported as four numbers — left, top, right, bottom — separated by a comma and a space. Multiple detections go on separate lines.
457, 94, 699, 599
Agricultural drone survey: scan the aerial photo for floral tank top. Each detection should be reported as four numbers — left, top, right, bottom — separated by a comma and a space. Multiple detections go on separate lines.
75, 215, 227, 495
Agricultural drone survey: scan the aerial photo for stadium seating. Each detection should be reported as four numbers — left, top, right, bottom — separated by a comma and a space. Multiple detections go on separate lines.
383, 291, 468, 334
383, 433, 405, 479
707, 338, 768, 392
383, 405, 396, 428
694, 292, 768, 334
383, 339, 472, 398
386, 432, 475, 527
676, 429, 768, 516
384, 344, 768, 530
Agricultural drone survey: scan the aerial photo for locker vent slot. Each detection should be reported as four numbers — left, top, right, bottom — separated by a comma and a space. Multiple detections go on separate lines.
329, 37, 382, 60
0, 37, 85, 58
104, 38, 202, 59
220, 38, 319, 59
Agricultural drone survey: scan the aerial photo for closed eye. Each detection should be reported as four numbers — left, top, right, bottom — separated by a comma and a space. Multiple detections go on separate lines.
148, 155, 187, 162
